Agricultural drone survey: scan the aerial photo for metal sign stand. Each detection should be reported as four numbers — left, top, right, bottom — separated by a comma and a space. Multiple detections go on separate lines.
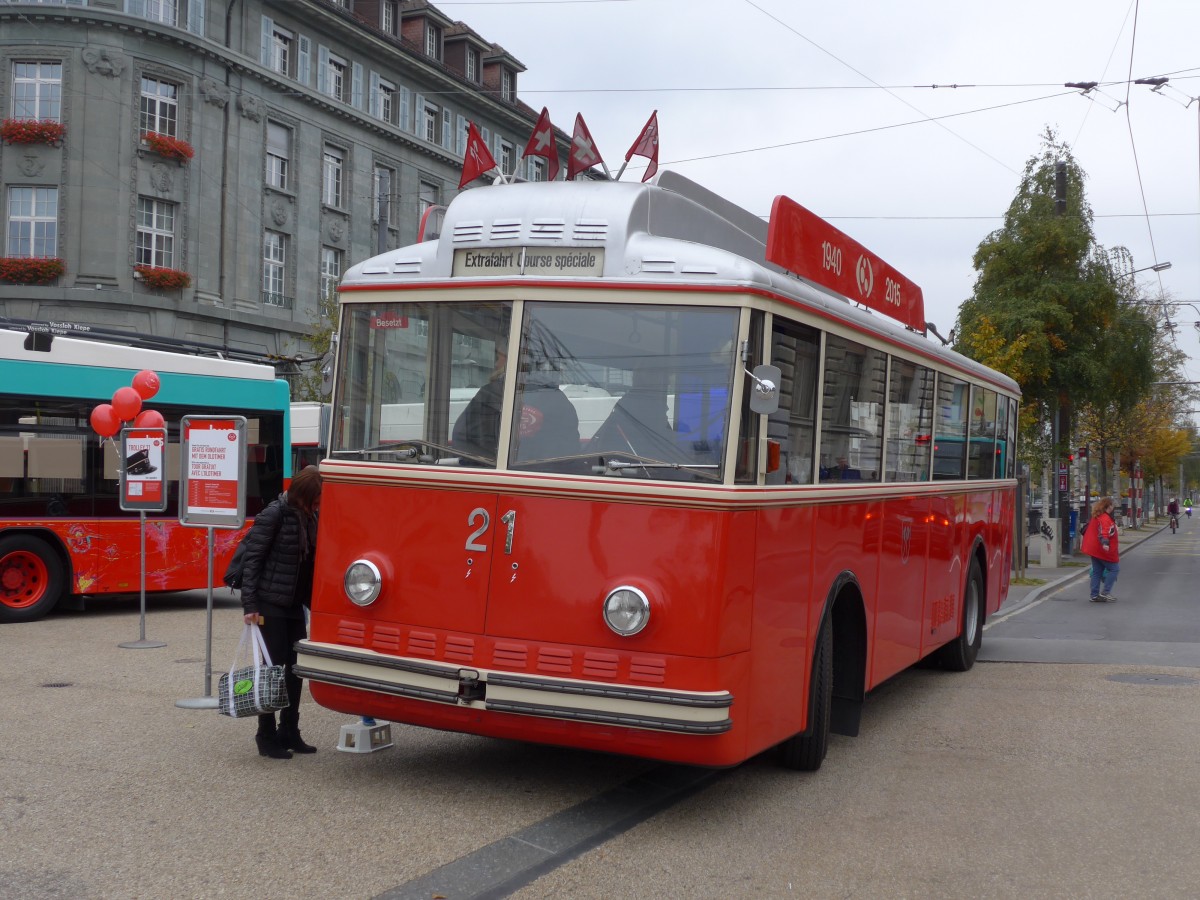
174, 416, 247, 711
175, 526, 218, 709
117, 427, 168, 650
118, 510, 166, 649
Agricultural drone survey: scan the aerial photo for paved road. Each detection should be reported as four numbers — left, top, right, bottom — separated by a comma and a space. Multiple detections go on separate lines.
3, 551, 1200, 899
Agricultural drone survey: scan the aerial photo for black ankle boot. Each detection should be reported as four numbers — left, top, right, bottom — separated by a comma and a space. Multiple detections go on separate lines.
279, 728, 317, 754
255, 732, 293, 759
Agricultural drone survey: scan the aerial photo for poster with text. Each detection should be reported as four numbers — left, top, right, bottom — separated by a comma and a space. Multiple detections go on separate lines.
179, 416, 246, 528
119, 427, 168, 511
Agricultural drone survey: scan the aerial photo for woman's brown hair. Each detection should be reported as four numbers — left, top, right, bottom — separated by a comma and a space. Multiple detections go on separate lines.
1090, 497, 1114, 519
288, 465, 323, 514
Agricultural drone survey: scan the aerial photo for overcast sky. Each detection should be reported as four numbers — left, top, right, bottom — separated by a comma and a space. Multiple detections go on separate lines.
442, 0, 1200, 386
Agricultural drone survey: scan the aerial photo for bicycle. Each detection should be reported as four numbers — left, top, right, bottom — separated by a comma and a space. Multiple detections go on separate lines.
1171, 513, 1180, 533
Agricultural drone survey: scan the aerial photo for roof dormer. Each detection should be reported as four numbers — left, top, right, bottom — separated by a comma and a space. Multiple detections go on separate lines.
482, 43, 525, 103
399, 0, 455, 62
444, 22, 491, 85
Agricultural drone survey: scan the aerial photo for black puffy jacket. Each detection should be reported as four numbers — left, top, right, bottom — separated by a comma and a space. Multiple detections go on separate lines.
239, 494, 317, 620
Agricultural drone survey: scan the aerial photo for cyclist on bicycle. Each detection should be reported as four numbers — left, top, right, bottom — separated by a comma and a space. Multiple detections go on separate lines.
1168, 497, 1180, 530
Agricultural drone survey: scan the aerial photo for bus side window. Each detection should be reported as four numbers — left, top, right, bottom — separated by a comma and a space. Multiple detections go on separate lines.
766, 319, 819, 485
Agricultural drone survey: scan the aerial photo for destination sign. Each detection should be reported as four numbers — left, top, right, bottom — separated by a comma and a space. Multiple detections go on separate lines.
452, 247, 605, 278
765, 196, 926, 333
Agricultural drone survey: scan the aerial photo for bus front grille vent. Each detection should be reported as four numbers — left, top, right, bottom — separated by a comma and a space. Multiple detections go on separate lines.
372, 625, 401, 653
536, 647, 573, 675
582, 652, 619, 679
407, 631, 438, 657
444, 635, 475, 663
493, 642, 528, 669
530, 219, 566, 241
452, 221, 485, 243
337, 620, 367, 646
629, 656, 667, 684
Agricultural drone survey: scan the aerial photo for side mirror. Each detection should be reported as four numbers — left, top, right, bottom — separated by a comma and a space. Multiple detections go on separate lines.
747, 364, 781, 415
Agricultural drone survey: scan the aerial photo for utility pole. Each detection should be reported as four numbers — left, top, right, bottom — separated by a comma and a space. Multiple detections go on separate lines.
1055, 161, 1073, 555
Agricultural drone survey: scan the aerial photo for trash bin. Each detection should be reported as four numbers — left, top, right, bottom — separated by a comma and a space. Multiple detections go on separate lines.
1069, 509, 1078, 540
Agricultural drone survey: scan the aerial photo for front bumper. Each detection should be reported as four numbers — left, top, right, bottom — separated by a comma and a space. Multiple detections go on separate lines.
294, 639, 733, 735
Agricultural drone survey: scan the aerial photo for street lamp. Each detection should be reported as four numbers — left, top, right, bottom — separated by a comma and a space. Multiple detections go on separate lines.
1120, 261, 1172, 279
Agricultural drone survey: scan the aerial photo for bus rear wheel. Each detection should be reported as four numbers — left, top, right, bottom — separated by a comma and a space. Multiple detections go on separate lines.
779, 616, 832, 771
0, 535, 66, 623
936, 558, 984, 672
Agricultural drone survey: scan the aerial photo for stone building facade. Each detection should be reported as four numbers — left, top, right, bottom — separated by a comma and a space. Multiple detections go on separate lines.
0, 0, 563, 378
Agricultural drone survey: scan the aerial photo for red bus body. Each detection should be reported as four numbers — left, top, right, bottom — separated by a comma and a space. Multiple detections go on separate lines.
300, 173, 1019, 769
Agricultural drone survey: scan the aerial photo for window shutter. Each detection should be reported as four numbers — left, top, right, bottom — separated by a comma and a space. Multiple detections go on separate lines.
368, 71, 380, 118
441, 108, 452, 150
317, 45, 329, 95
493, 134, 503, 170
481, 127, 490, 147
456, 115, 466, 156
414, 93, 426, 138
297, 36, 311, 86
188, 0, 205, 36
351, 62, 364, 109
259, 15, 272, 66
399, 86, 410, 132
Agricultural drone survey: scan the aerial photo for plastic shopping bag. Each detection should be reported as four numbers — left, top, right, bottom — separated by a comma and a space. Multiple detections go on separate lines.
217, 624, 289, 718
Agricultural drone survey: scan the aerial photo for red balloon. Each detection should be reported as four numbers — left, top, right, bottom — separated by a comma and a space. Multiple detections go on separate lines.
112, 386, 142, 421
133, 409, 165, 428
90, 404, 121, 438
132, 369, 160, 400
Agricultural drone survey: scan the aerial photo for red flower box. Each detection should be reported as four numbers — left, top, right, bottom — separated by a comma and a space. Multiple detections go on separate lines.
1, 119, 65, 146
134, 265, 191, 290
0, 257, 64, 284
142, 132, 194, 163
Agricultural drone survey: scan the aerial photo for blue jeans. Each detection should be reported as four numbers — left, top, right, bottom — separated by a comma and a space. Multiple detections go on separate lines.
1090, 558, 1119, 597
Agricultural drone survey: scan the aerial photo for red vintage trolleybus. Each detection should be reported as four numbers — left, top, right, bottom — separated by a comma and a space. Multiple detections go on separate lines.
297, 172, 1019, 770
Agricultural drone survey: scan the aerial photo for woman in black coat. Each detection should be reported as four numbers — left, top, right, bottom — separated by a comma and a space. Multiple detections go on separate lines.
239, 465, 322, 759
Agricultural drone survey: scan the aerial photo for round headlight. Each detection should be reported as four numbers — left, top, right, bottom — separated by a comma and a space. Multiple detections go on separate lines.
344, 559, 382, 606
603, 586, 650, 636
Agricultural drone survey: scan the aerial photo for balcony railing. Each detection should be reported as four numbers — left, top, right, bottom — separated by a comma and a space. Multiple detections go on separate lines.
262, 291, 294, 309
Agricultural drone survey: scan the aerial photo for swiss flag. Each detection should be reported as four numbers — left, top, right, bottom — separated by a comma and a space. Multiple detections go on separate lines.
567, 113, 604, 180
521, 107, 560, 181
624, 110, 659, 182
459, 122, 498, 189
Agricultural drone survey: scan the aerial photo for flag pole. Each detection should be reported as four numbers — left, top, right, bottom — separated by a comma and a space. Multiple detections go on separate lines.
613, 160, 628, 181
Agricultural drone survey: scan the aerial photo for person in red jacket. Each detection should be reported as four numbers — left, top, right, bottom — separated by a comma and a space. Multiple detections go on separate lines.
1081, 496, 1120, 602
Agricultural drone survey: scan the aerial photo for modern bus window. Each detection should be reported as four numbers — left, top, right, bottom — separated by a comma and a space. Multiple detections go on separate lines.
766, 317, 819, 485
332, 302, 512, 465
819, 334, 885, 483
968, 387, 998, 479
932, 375, 969, 480
886, 357, 934, 482
1003, 396, 1018, 478
521, 302, 739, 481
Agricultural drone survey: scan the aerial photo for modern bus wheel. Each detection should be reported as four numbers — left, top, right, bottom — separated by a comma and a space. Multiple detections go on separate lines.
936, 558, 984, 672
779, 616, 832, 771
0, 535, 66, 623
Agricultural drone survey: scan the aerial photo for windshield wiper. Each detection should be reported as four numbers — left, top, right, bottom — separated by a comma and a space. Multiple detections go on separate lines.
331, 440, 494, 466
511, 450, 720, 482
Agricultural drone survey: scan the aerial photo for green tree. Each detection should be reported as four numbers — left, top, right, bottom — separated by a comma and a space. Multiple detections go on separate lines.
954, 127, 1157, 472
291, 286, 339, 402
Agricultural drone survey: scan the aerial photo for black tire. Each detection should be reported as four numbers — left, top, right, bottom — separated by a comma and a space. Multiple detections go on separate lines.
936, 557, 984, 672
779, 616, 832, 771
0, 534, 67, 623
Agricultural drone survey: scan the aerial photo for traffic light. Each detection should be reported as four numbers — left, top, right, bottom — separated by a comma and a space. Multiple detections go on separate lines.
1077, 446, 1089, 459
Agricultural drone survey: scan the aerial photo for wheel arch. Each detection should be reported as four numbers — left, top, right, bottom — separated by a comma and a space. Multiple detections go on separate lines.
820, 570, 867, 738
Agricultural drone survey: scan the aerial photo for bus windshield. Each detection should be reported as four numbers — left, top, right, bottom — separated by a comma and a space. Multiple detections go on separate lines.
332, 299, 741, 481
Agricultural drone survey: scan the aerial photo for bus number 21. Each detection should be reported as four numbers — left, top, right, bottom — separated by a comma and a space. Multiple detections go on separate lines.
466, 507, 517, 554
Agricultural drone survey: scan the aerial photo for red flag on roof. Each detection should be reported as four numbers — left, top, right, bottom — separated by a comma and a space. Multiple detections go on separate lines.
459, 122, 498, 189
567, 113, 604, 180
521, 107, 560, 181
624, 110, 659, 182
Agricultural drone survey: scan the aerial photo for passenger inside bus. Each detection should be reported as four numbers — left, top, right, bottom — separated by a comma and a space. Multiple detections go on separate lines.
452, 350, 506, 461
590, 365, 688, 463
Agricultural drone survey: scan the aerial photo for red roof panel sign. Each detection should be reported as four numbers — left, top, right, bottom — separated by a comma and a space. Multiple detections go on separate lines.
765, 195, 926, 333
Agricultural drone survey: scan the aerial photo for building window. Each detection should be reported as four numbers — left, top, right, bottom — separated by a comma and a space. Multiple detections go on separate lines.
143, 0, 178, 26
466, 48, 479, 83
528, 157, 545, 182
266, 121, 291, 190
140, 77, 179, 137
136, 197, 176, 268
325, 52, 346, 101
12, 61, 62, 121
422, 102, 439, 144
6, 187, 58, 258
419, 180, 440, 218
263, 231, 288, 307
322, 145, 344, 207
501, 69, 514, 101
320, 246, 341, 302
381, 0, 397, 35
268, 24, 292, 76
373, 166, 397, 226
378, 78, 396, 125
499, 140, 514, 177
425, 23, 442, 60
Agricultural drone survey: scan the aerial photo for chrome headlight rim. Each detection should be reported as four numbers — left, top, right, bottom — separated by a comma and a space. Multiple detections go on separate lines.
602, 585, 650, 637
344, 559, 382, 607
